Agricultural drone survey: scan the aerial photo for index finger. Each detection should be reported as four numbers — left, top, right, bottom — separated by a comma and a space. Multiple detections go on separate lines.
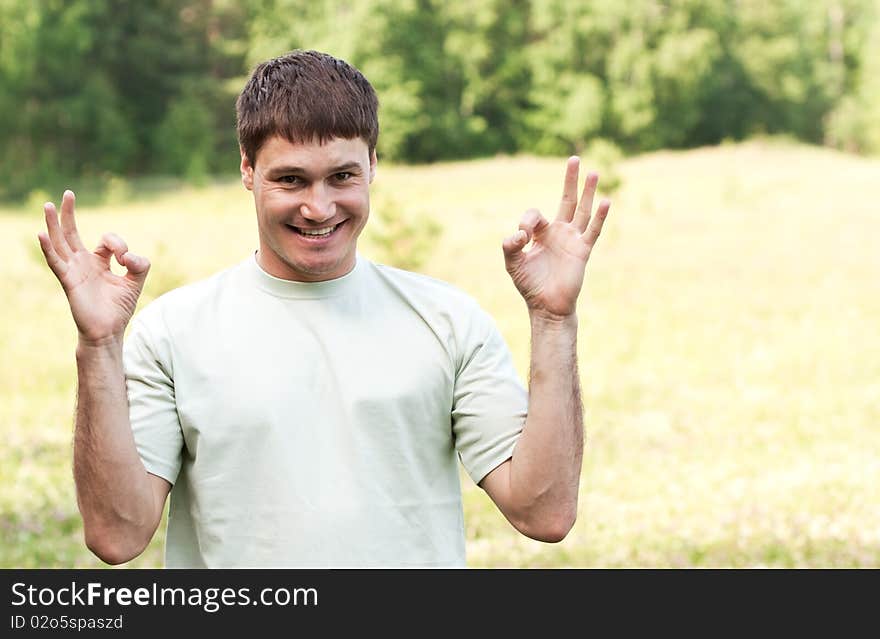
59, 190, 87, 252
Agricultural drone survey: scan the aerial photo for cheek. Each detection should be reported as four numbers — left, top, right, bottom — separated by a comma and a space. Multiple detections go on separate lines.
260, 189, 299, 214
338, 189, 370, 215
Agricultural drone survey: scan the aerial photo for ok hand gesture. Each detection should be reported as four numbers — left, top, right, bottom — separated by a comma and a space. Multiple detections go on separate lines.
502, 157, 611, 319
38, 190, 150, 345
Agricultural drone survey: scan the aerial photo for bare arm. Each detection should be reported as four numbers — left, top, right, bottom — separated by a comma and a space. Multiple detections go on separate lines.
480, 313, 581, 542
481, 158, 611, 542
74, 339, 170, 564
38, 190, 169, 564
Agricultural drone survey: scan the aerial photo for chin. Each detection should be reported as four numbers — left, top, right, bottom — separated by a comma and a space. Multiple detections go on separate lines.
285, 254, 350, 279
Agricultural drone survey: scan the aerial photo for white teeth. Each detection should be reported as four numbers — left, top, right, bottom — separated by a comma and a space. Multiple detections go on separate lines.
298, 225, 337, 236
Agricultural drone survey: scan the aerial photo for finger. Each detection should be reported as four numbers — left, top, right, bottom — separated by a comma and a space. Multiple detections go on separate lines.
502, 229, 529, 274
95, 232, 130, 265
120, 251, 151, 288
44, 202, 71, 260
518, 208, 548, 244
95, 233, 150, 288
59, 190, 86, 252
573, 171, 599, 233
37, 231, 69, 279
502, 229, 529, 258
582, 199, 611, 247
555, 156, 580, 223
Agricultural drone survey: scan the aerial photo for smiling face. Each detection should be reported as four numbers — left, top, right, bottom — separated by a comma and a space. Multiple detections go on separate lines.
241, 135, 377, 282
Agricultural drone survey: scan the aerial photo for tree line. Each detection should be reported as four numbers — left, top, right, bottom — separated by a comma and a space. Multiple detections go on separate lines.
1, 0, 878, 200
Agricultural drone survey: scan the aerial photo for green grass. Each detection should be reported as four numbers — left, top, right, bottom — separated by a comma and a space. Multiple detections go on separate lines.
2, 139, 878, 567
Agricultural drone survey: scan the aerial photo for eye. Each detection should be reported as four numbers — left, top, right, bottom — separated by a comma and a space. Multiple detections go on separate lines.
278, 175, 300, 185
334, 172, 353, 182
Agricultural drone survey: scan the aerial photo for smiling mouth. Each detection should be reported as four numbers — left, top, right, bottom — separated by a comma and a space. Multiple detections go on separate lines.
287, 220, 346, 238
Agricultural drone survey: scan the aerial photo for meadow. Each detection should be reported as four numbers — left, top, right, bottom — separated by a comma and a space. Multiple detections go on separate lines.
1, 139, 878, 567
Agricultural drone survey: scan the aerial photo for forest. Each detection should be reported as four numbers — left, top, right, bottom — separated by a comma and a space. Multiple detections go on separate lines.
1, 0, 878, 200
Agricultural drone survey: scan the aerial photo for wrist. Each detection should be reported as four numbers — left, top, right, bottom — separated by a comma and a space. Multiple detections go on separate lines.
76, 334, 124, 357
527, 308, 578, 329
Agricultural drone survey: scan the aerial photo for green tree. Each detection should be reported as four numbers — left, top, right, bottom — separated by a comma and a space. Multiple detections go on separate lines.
827, 0, 880, 153
0, 0, 248, 199
523, 0, 611, 154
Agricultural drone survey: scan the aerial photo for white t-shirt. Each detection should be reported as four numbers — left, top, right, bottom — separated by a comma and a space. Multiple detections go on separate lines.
124, 253, 527, 567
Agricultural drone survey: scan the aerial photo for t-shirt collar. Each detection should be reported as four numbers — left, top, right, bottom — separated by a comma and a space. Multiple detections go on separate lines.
246, 251, 363, 299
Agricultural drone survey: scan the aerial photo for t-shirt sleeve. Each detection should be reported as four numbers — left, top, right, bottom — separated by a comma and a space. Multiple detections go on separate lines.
452, 306, 527, 485
123, 312, 184, 485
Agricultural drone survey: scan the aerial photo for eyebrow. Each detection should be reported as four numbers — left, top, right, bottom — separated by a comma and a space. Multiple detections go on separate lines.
268, 161, 363, 176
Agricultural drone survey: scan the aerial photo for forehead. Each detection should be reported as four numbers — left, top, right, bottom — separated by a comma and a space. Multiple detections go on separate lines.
255, 135, 370, 171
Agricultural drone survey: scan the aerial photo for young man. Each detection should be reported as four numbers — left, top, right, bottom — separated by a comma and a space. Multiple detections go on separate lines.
38, 50, 611, 567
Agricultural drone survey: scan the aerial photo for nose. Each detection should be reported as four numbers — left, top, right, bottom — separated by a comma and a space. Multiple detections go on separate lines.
300, 182, 336, 223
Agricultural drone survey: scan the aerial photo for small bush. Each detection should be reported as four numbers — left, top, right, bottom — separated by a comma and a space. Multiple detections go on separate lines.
366, 193, 442, 272
582, 138, 624, 196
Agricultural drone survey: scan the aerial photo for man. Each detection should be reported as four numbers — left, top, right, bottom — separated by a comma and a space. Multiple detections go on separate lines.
38, 50, 611, 567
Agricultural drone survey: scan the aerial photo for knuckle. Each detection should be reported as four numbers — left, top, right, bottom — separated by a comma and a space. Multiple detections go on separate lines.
520, 209, 539, 224
103, 232, 128, 251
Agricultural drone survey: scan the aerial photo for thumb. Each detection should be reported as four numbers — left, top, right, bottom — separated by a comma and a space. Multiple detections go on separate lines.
120, 251, 151, 288
502, 229, 528, 272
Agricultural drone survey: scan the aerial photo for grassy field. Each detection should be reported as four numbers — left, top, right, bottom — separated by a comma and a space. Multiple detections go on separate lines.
1, 139, 878, 567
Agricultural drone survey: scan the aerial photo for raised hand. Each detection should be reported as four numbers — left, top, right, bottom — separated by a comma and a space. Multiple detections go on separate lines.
38, 190, 150, 345
502, 157, 611, 319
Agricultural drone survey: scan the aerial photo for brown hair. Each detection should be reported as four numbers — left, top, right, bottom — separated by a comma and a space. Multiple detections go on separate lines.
236, 50, 379, 167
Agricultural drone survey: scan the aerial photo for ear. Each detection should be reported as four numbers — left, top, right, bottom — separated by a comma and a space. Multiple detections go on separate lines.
240, 147, 254, 191
368, 149, 378, 184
